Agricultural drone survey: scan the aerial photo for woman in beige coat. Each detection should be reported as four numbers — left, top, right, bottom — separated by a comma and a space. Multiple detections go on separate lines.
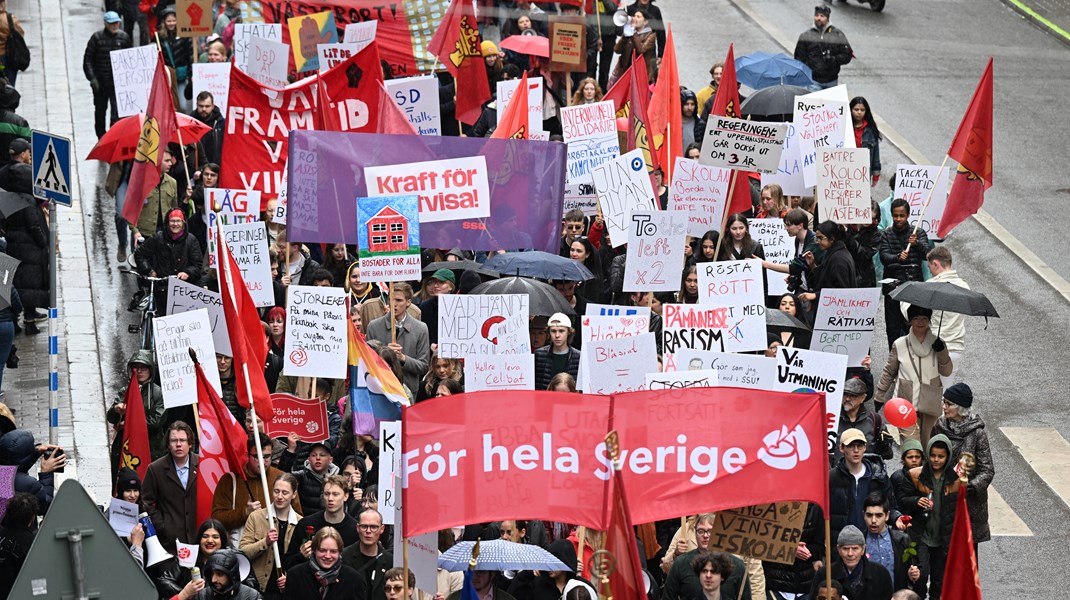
240, 472, 302, 598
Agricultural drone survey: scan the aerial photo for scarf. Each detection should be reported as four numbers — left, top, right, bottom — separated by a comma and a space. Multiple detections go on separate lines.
311, 554, 342, 597
904, 330, 941, 385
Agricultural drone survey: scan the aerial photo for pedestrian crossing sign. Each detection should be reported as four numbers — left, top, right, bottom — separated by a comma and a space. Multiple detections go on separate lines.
32, 130, 72, 206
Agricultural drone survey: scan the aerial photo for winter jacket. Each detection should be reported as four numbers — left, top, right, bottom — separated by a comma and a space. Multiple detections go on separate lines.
0, 522, 34, 599
810, 240, 857, 294
0, 160, 30, 193
293, 460, 341, 514
835, 403, 891, 461
158, 31, 192, 77
809, 555, 892, 600
151, 552, 261, 599
240, 505, 300, 591
131, 174, 178, 239
878, 224, 929, 283
194, 549, 262, 599
83, 27, 132, 87
212, 465, 303, 533
762, 503, 825, 594
793, 25, 852, 84
533, 346, 581, 391
828, 456, 898, 544
905, 436, 962, 548
285, 560, 362, 600
191, 105, 225, 166
4, 197, 48, 310
610, 28, 657, 85
108, 367, 168, 461
875, 332, 952, 417
625, 0, 667, 57
134, 225, 204, 283
857, 121, 881, 177
931, 414, 993, 542
845, 222, 879, 288
663, 547, 750, 600
0, 429, 54, 513
340, 542, 393, 600
0, 84, 30, 161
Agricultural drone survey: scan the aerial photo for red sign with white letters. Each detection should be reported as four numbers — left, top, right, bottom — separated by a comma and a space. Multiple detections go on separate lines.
264, 393, 330, 442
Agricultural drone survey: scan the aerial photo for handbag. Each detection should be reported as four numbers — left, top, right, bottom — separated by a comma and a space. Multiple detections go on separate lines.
5, 13, 30, 72
7, 343, 18, 369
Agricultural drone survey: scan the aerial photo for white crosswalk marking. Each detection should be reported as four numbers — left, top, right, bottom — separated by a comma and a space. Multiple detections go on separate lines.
1002, 427, 1070, 507
986, 486, 1032, 536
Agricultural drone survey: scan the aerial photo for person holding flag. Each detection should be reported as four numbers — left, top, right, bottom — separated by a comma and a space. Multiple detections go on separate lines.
122, 50, 177, 233
108, 349, 166, 481
428, 0, 491, 126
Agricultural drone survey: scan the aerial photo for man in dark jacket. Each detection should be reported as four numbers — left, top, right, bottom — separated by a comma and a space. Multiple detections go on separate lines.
0, 83, 30, 163
862, 492, 922, 594
107, 349, 167, 479
810, 525, 893, 600
341, 508, 393, 600
829, 428, 902, 544
134, 208, 204, 315
142, 421, 198, 552
533, 312, 581, 390
0, 429, 65, 513
83, 11, 132, 138
197, 548, 261, 599
879, 198, 929, 348
0, 136, 31, 191
793, 5, 852, 89
662, 514, 750, 600
191, 91, 225, 166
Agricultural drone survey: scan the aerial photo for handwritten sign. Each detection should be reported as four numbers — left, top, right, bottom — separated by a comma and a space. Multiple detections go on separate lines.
364, 156, 491, 223
343, 21, 378, 50
699, 116, 787, 174
357, 195, 422, 282
697, 259, 767, 351
817, 148, 871, 224
761, 122, 810, 196
317, 42, 360, 72
288, 11, 338, 72
384, 76, 442, 136
438, 295, 529, 358
591, 149, 657, 247
192, 62, 231, 112
233, 24, 282, 73
749, 218, 792, 296
624, 210, 688, 292
153, 309, 221, 408
264, 393, 329, 442
669, 349, 775, 390
708, 502, 808, 565
176, 0, 213, 37
645, 369, 719, 391
380, 421, 401, 523
206, 188, 261, 268
110, 45, 159, 117
561, 100, 619, 183
662, 299, 767, 369
582, 333, 657, 395
793, 98, 848, 188
246, 35, 290, 88
166, 277, 230, 356
894, 164, 951, 237
287, 148, 318, 231
548, 15, 586, 72
222, 221, 274, 307
668, 157, 731, 237
283, 286, 347, 378
564, 181, 599, 217
585, 304, 650, 318
774, 346, 847, 451
577, 314, 651, 392
498, 77, 545, 139
809, 287, 881, 366
465, 354, 535, 392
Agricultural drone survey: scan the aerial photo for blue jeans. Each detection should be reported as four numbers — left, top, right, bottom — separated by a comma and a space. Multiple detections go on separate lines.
2, 55, 16, 87
0, 320, 14, 391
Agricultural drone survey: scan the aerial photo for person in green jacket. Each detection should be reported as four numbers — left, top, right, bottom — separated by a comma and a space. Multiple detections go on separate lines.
107, 349, 167, 480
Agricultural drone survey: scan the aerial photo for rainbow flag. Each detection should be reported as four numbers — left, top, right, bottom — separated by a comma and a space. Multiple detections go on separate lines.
348, 319, 408, 437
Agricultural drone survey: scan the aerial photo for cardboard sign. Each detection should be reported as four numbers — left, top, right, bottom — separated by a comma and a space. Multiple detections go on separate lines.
288, 10, 338, 72
582, 333, 657, 395
591, 149, 657, 247
548, 15, 587, 72
364, 156, 491, 223
669, 349, 775, 390
438, 295, 529, 358
153, 309, 221, 409
233, 24, 283, 73
263, 393, 330, 442
192, 62, 231, 112
175, 0, 212, 37
206, 188, 261, 268
668, 157, 731, 237
577, 314, 651, 391
563, 181, 599, 217
623, 210, 689, 292
357, 195, 422, 282
810, 287, 881, 367
774, 346, 847, 451
465, 354, 536, 392
708, 502, 808, 565
283, 286, 348, 378
749, 218, 792, 296
699, 116, 787, 174
817, 148, 871, 224
761, 122, 810, 196
110, 45, 159, 118
166, 277, 231, 356
561, 100, 619, 183
343, 21, 378, 50
317, 42, 360, 72
793, 98, 848, 188
894, 164, 951, 237
645, 369, 719, 391
222, 221, 274, 308
498, 77, 545, 139
246, 35, 290, 88
108, 498, 139, 537
697, 259, 767, 350
384, 76, 442, 136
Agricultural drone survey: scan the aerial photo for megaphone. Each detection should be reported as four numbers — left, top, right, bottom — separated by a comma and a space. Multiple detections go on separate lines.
613, 8, 629, 27
139, 512, 174, 567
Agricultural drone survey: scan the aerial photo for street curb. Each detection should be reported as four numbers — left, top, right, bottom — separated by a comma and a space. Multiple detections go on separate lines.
999, 0, 1070, 47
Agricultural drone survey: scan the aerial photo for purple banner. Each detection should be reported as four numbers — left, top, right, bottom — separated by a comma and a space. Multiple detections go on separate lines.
285, 132, 567, 253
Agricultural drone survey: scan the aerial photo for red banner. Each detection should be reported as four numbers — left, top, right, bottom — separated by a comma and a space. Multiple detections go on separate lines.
402, 388, 829, 537
264, 393, 330, 442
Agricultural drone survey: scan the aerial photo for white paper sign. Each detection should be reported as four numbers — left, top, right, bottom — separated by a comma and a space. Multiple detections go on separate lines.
668, 157, 731, 237
166, 277, 231, 356
153, 309, 221, 409
343, 21, 378, 49
670, 349, 776, 390
384, 76, 442, 136
563, 181, 600, 217
233, 23, 283, 73
809, 287, 881, 367
662, 302, 766, 370
591, 149, 657, 247
576, 314, 651, 391
273, 170, 288, 225
761, 122, 810, 196
645, 369, 719, 390
794, 98, 848, 188
317, 42, 360, 72
497, 77, 545, 138
561, 100, 619, 183
465, 354, 536, 392
206, 188, 262, 268
584, 304, 651, 318
623, 210, 688, 292
697, 259, 766, 307
748, 218, 792, 296
774, 346, 847, 451
192, 62, 231, 112
817, 148, 871, 224
894, 164, 951, 238
437, 295, 529, 358
583, 333, 657, 395
110, 45, 159, 118
222, 221, 274, 308
699, 116, 788, 174
284, 286, 348, 378
246, 35, 290, 89
364, 156, 491, 223
379, 420, 401, 524
108, 498, 139, 537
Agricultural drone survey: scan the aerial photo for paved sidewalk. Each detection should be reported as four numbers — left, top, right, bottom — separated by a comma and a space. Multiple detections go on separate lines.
1002, 0, 1070, 44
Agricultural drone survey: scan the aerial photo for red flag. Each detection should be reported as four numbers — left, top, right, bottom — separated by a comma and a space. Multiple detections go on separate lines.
377, 82, 418, 135
937, 58, 993, 238
604, 440, 648, 600
194, 351, 249, 524
941, 487, 983, 599
428, 0, 491, 125
648, 25, 681, 182
317, 44, 385, 132
624, 57, 659, 174
217, 226, 272, 419
122, 55, 176, 225
709, 44, 740, 119
118, 370, 152, 481
491, 72, 530, 140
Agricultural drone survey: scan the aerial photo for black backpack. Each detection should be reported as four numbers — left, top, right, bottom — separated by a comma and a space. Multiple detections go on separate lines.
6, 14, 29, 72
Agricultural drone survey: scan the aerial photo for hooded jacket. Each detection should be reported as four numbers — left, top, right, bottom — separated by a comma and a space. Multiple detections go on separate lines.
0, 429, 53, 513
0, 84, 30, 162
108, 349, 168, 461
195, 548, 262, 599
931, 413, 993, 542
905, 434, 962, 547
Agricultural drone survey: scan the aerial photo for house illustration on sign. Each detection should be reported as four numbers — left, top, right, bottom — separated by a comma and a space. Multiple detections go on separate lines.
367, 206, 409, 253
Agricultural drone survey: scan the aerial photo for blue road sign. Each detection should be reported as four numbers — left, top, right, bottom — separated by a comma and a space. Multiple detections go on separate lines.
31, 130, 72, 206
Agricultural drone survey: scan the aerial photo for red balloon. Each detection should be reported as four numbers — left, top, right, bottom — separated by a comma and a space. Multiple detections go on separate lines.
616, 117, 629, 132
883, 397, 917, 428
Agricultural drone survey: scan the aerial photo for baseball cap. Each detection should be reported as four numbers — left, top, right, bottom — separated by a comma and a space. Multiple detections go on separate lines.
431, 268, 456, 285
547, 313, 572, 329
103, 11, 122, 23
843, 378, 867, 397
8, 138, 30, 156
839, 428, 866, 447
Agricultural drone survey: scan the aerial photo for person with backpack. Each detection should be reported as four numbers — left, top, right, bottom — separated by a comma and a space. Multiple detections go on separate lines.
0, 0, 26, 87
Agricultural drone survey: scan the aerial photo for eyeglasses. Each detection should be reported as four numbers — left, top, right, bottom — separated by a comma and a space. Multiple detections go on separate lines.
358, 524, 381, 531
385, 584, 406, 593
941, 399, 954, 406
695, 528, 713, 537
814, 234, 828, 241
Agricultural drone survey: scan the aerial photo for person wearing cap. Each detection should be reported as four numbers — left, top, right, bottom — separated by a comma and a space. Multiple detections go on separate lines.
534, 312, 581, 391
793, 5, 853, 90
107, 349, 167, 478
418, 268, 456, 346
128, 145, 179, 245
836, 377, 891, 461
83, 10, 132, 138
134, 203, 204, 315
0, 84, 29, 166
291, 441, 341, 515
930, 382, 993, 547
212, 433, 302, 545
828, 428, 902, 547
809, 524, 893, 600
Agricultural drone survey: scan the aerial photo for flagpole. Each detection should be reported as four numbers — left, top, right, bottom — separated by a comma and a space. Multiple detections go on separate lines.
154, 33, 193, 201
717, 171, 739, 260
823, 519, 832, 598
402, 541, 410, 600
390, 281, 397, 345
905, 154, 951, 253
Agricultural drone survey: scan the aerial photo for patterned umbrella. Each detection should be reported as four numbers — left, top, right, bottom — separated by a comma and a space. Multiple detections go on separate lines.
0, 465, 16, 523
438, 540, 572, 573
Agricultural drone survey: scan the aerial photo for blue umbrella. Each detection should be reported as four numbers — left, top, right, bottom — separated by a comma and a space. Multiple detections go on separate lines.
484, 251, 594, 282
735, 52, 815, 90
438, 540, 573, 572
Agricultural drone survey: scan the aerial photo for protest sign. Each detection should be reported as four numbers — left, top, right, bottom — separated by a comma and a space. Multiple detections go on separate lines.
206, 188, 261, 268
380, 421, 401, 524
245, 35, 290, 89
561, 100, 619, 183
576, 314, 651, 391
708, 502, 808, 565
697, 259, 767, 348
287, 10, 338, 72
749, 218, 792, 296
496, 311, 531, 355
761, 122, 810, 196
669, 349, 775, 390
668, 157, 731, 237
699, 116, 787, 174
563, 181, 599, 217
176, 0, 213, 37
384, 76, 442, 136
465, 354, 536, 392
583, 333, 657, 395
108, 498, 139, 537
110, 45, 158, 118
591, 149, 657, 247
317, 42, 360, 72
233, 24, 283, 73
357, 195, 422, 282
498, 77, 545, 139
817, 148, 871, 224
222, 221, 274, 307
810, 287, 881, 367
793, 97, 848, 188
153, 309, 221, 408
895, 164, 951, 237
166, 277, 230, 356
645, 369, 719, 391
263, 393, 329, 442
438, 295, 530, 358
343, 21, 378, 50
387, 444, 438, 596
584, 304, 650, 318
662, 299, 767, 370
623, 210, 688, 292
364, 156, 491, 223
273, 171, 288, 225
283, 286, 347, 378
774, 346, 847, 451
548, 15, 587, 72
193, 63, 231, 112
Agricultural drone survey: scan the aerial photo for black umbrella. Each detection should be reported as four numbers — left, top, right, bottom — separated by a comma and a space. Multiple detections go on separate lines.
0, 252, 20, 309
484, 251, 594, 282
423, 260, 498, 277
0, 191, 34, 220
739, 84, 810, 120
469, 276, 576, 316
888, 281, 999, 317
766, 308, 810, 332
